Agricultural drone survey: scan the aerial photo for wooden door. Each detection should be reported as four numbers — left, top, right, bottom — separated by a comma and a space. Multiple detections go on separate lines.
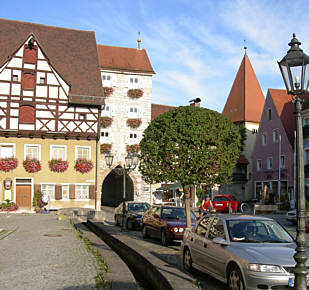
16, 185, 31, 209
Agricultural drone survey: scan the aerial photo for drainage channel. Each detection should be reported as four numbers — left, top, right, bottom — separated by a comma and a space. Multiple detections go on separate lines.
83, 222, 157, 290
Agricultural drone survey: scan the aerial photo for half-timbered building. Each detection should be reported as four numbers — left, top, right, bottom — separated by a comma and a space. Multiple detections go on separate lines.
0, 19, 104, 211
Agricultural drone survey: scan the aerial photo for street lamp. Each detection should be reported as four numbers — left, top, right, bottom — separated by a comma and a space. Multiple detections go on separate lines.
278, 33, 309, 289
105, 151, 139, 230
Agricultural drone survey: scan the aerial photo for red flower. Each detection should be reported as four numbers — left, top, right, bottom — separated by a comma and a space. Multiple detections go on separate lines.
104, 87, 114, 97
74, 158, 94, 174
0, 157, 18, 172
101, 117, 113, 128
48, 159, 69, 173
127, 89, 143, 98
126, 144, 140, 153
100, 144, 112, 154
23, 158, 41, 173
127, 118, 142, 128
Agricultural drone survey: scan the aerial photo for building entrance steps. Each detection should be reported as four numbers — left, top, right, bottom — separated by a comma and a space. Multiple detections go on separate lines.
87, 219, 198, 290
73, 220, 138, 290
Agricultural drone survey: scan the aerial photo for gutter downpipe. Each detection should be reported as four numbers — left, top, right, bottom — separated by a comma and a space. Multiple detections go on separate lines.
95, 107, 102, 211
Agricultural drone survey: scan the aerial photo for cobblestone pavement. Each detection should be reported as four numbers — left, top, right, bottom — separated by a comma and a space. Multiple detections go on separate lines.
0, 213, 99, 290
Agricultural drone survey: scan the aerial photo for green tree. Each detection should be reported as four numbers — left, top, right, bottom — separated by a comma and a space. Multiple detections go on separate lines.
139, 106, 241, 227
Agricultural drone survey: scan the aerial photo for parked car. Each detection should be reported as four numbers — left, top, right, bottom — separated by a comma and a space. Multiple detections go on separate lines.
142, 205, 196, 246
114, 201, 150, 230
286, 209, 297, 224
182, 214, 306, 290
212, 194, 239, 212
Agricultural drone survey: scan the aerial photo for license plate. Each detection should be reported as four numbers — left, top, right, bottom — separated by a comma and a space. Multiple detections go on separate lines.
289, 277, 309, 287
216, 204, 223, 206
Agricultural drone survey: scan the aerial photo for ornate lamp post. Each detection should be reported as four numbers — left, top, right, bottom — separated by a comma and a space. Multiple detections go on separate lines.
278, 33, 309, 289
104, 151, 139, 230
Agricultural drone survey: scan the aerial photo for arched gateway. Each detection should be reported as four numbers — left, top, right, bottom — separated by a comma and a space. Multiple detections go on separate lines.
101, 166, 134, 207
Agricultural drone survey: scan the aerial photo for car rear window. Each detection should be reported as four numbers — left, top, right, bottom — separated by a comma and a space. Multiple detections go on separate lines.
213, 196, 229, 202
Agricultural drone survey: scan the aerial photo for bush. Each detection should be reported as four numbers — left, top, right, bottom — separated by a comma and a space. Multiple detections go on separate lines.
0, 199, 18, 211
32, 191, 46, 209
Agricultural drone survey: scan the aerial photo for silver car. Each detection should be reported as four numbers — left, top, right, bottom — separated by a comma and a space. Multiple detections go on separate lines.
181, 214, 307, 290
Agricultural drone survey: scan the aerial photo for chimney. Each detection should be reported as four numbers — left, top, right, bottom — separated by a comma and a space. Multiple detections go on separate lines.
190, 102, 200, 107
189, 97, 201, 107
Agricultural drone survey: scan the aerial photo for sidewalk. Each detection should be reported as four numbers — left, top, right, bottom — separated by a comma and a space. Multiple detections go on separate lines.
0, 214, 100, 290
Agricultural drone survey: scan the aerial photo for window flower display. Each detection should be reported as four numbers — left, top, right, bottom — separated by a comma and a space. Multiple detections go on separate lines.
48, 159, 69, 173
103, 87, 114, 97
0, 157, 18, 172
74, 158, 94, 174
100, 143, 112, 154
101, 116, 113, 128
126, 144, 140, 153
127, 89, 143, 98
23, 158, 41, 173
127, 118, 142, 128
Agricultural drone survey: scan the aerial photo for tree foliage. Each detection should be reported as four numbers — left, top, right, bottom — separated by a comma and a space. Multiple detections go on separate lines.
139, 106, 242, 188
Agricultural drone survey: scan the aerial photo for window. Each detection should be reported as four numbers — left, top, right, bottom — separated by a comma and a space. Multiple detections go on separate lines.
128, 75, 141, 88
102, 75, 111, 81
127, 132, 139, 144
280, 155, 285, 169
41, 184, 55, 200
12, 75, 18, 82
257, 159, 262, 171
268, 109, 272, 120
51, 145, 66, 160
195, 216, 212, 236
62, 184, 70, 199
100, 130, 111, 142
39, 77, 45, 84
208, 217, 226, 240
304, 117, 309, 126
19, 105, 35, 124
262, 134, 267, 146
267, 157, 273, 170
75, 185, 89, 199
102, 105, 112, 116
305, 149, 309, 164
102, 74, 112, 86
76, 146, 90, 160
128, 107, 139, 118
79, 113, 86, 121
0, 144, 15, 158
25, 144, 40, 160
273, 129, 279, 143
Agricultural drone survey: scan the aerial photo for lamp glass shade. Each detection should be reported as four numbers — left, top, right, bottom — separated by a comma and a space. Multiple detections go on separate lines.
125, 153, 133, 168
132, 152, 139, 168
105, 153, 114, 168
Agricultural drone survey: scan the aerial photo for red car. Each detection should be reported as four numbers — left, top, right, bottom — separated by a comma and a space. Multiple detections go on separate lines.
212, 194, 239, 212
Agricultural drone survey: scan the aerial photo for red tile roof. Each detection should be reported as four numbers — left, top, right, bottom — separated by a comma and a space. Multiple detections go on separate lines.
0, 18, 103, 98
97, 45, 155, 74
237, 154, 249, 164
222, 54, 265, 123
151, 104, 175, 120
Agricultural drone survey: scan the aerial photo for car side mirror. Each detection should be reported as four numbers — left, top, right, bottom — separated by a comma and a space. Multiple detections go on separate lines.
153, 214, 160, 219
213, 237, 230, 246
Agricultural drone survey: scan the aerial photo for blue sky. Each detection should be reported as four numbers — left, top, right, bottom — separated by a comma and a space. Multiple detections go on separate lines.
1, 0, 308, 112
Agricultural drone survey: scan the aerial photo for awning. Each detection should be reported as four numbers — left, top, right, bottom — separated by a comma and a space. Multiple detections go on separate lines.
156, 184, 182, 191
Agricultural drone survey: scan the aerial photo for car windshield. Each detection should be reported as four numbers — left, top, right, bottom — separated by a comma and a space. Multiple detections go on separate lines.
162, 208, 196, 221
227, 219, 294, 243
128, 203, 150, 212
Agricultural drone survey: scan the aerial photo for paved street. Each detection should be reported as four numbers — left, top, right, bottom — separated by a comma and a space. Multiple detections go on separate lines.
0, 214, 99, 290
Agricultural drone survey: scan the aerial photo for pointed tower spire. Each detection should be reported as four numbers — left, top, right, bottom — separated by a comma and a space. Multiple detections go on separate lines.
244, 39, 247, 55
222, 53, 265, 123
137, 31, 141, 50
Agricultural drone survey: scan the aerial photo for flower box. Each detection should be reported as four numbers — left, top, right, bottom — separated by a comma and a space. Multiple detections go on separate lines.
0, 200, 18, 212
48, 159, 69, 173
0, 157, 18, 172
23, 158, 41, 173
74, 158, 94, 174
126, 144, 140, 153
101, 116, 113, 128
100, 143, 112, 154
103, 87, 114, 97
127, 89, 143, 98
127, 118, 142, 128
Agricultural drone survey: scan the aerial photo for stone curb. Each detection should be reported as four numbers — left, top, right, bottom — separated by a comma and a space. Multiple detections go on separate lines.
87, 220, 197, 290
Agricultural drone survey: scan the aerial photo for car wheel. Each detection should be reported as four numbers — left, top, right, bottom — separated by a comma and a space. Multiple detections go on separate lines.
161, 230, 169, 246
183, 248, 194, 273
115, 215, 120, 226
127, 219, 133, 230
142, 225, 149, 238
228, 264, 244, 290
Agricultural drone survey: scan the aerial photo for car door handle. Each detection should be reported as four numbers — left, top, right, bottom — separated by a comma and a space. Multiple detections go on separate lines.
204, 243, 207, 248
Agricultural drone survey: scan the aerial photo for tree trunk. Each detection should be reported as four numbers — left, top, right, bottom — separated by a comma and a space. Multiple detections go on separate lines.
184, 187, 192, 228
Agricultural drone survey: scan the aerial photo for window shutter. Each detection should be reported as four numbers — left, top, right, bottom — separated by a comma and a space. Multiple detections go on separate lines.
89, 185, 95, 199
19, 105, 35, 124
69, 184, 75, 199
22, 72, 35, 89
24, 45, 37, 64
34, 184, 41, 194
55, 185, 62, 200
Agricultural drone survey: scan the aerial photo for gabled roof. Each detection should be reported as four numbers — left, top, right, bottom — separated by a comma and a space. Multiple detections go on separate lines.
222, 54, 265, 123
151, 103, 175, 120
97, 44, 155, 74
0, 18, 103, 98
